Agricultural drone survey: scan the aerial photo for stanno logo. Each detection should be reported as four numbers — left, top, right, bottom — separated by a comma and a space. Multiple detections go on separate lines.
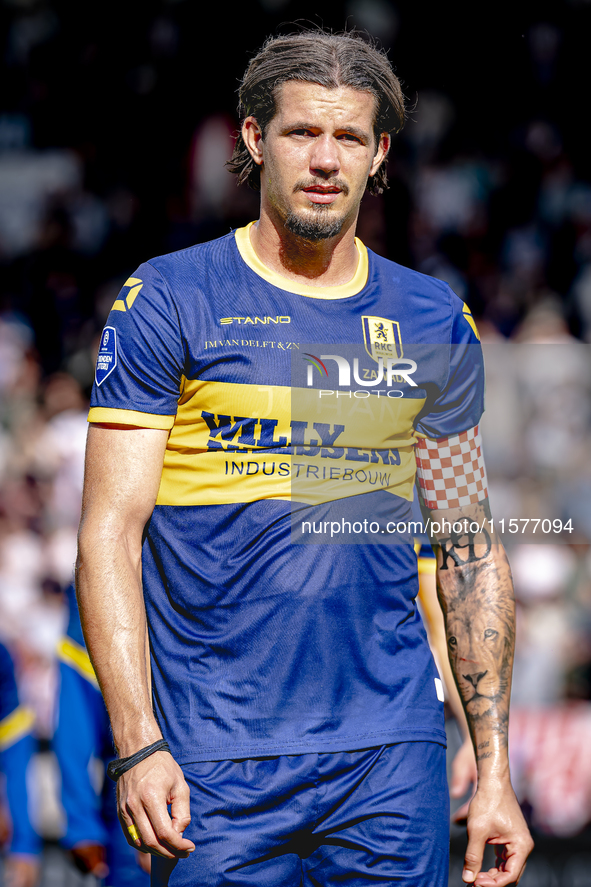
461, 303, 480, 340
219, 316, 291, 325
112, 278, 143, 312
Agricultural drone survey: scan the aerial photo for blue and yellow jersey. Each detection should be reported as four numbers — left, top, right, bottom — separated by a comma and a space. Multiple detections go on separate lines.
0, 642, 40, 857
89, 224, 484, 763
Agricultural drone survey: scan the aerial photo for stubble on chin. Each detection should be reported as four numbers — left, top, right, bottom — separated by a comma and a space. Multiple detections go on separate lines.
284, 206, 344, 242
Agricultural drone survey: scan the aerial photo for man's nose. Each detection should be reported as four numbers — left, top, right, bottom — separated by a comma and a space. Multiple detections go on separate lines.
309, 135, 340, 177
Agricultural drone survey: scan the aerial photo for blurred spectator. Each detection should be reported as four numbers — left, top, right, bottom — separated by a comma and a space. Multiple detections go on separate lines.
0, 639, 41, 887
511, 544, 579, 706
54, 585, 150, 885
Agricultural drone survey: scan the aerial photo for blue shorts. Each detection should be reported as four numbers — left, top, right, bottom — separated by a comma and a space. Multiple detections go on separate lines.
152, 741, 449, 887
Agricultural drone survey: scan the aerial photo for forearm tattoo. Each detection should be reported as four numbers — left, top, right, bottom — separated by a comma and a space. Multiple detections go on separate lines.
434, 504, 515, 757
416, 430, 515, 759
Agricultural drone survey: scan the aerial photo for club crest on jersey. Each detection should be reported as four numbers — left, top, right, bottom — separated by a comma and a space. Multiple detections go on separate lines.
362, 315, 403, 363
95, 326, 117, 386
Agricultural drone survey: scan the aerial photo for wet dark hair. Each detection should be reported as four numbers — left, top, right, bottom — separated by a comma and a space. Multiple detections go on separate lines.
227, 29, 406, 196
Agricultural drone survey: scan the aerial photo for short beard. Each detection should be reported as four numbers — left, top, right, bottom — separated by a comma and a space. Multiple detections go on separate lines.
284, 207, 344, 242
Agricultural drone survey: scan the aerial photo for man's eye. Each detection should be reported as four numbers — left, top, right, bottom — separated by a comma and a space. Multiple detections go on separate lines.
338, 134, 362, 143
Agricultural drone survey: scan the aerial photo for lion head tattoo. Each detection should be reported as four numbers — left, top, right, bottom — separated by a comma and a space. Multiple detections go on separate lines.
446, 602, 513, 719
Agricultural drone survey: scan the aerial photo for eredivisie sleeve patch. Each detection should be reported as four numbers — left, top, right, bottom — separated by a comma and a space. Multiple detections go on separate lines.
415, 425, 488, 510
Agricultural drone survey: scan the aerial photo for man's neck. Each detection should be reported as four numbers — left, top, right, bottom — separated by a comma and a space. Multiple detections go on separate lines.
249, 212, 360, 287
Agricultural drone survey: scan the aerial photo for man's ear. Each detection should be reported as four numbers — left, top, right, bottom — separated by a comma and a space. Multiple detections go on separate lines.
369, 132, 390, 177
242, 117, 264, 166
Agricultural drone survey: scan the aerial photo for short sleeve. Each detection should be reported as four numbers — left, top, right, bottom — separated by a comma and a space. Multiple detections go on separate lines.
89, 262, 185, 428
415, 541, 436, 575
415, 296, 485, 440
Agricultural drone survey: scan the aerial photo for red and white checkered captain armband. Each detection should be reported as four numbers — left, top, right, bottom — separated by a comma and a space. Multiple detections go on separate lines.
415, 425, 488, 510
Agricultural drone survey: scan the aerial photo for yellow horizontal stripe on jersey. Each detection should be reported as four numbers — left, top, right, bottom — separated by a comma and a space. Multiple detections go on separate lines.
159, 449, 292, 505
57, 637, 99, 688
235, 223, 369, 300
155, 379, 425, 506
0, 706, 36, 750
88, 408, 176, 430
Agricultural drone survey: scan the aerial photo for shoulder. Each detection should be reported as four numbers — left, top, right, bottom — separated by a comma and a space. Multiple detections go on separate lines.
368, 249, 476, 340
145, 229, 238, 285
369, 249, 456, 301
108, 230, 238, 324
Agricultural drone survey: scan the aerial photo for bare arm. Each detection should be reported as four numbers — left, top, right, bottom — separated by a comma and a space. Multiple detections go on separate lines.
432, 501, 533, 886
76, 424, 194, 859
418, 567, 477, 808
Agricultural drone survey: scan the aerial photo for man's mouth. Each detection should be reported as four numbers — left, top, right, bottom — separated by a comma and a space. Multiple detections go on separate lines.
299, 183, 346, 205
302, 185, 341, 203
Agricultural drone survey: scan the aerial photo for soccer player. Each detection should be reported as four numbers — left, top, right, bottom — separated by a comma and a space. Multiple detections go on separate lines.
76, 29, 533, 887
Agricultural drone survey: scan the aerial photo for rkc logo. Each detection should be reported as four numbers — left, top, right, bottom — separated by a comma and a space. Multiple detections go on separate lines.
362, 315, 403, 362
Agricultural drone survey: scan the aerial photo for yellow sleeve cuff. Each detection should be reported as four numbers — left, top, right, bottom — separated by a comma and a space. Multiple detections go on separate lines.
87, 407, 175, 430
417, 556, 436, 576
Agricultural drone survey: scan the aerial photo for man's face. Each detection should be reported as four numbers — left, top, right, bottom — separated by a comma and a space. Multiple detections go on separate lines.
244, 81, 389, 242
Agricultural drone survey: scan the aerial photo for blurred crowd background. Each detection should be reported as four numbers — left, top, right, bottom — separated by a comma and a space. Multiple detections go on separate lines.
1, 0, 591, 884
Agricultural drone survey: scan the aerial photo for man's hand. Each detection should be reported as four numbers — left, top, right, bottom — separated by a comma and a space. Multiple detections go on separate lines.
4, 855, 41, 887
462, 780, 534, 886
117, 750, 195, 859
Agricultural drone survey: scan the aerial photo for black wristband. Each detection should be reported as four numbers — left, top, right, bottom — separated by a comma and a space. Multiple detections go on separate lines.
107, 739, 171, 782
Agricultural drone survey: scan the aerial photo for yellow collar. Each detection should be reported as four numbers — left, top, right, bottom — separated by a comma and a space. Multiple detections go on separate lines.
234, 222, 369, 300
